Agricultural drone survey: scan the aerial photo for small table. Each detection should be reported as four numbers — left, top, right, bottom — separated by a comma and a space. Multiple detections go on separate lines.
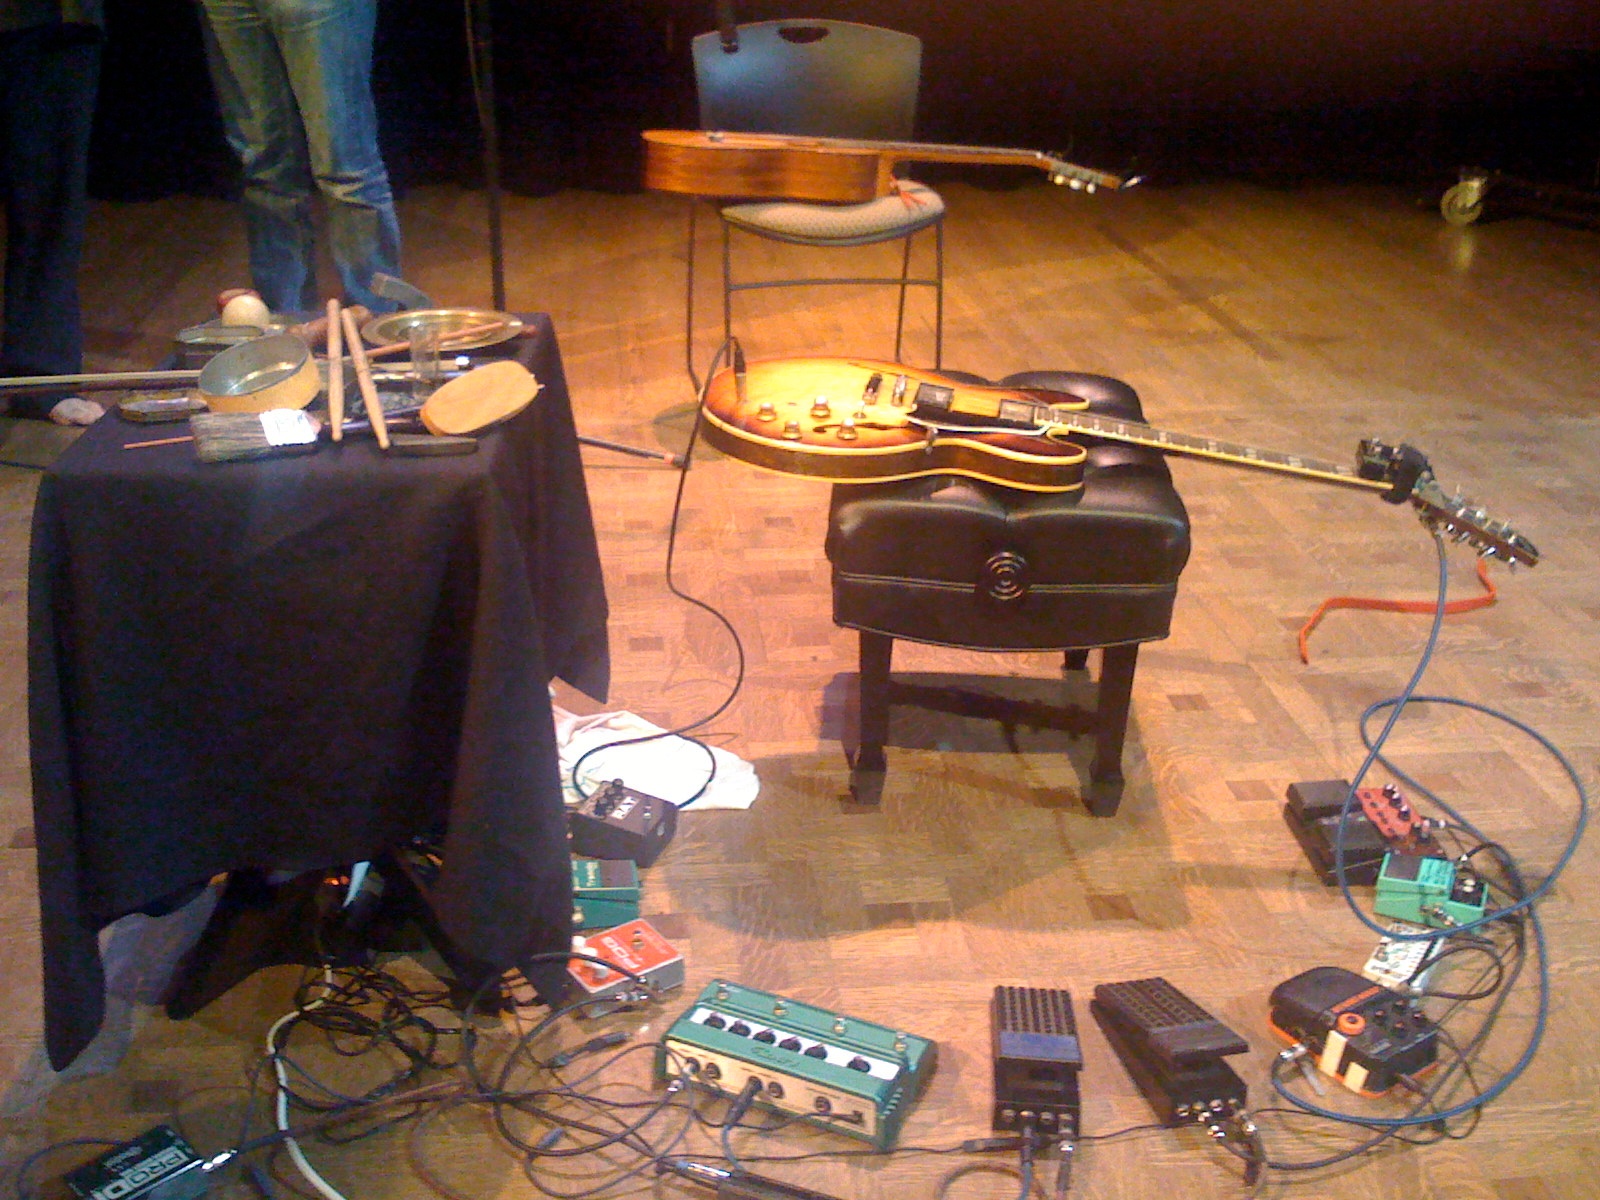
29, 315, 609, 1069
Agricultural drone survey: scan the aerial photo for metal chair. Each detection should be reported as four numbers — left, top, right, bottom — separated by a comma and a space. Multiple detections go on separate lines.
684, 19, 945, 386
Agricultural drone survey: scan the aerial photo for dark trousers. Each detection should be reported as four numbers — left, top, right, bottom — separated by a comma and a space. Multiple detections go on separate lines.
1, 22, 102, 418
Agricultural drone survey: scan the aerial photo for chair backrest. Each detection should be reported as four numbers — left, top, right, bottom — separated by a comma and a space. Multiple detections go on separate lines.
691, 20, 922, 141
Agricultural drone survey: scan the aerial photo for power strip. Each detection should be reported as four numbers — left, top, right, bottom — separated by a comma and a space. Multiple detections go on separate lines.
1361, 920, 1439, 995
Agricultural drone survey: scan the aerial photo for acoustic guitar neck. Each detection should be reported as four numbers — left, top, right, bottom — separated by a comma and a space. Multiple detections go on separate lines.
642, 129, 1132, 202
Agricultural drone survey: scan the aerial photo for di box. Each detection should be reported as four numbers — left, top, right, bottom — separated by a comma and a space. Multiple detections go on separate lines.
64, 1125, 210, 1200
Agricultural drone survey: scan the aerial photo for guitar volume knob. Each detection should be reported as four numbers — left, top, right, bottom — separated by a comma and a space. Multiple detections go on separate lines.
810, 396, 832, 419
756, 402, 777, 422
782, 420, 803, 440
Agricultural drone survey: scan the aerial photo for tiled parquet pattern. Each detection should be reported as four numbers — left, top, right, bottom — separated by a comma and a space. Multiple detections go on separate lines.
1, 178, 1597, 1199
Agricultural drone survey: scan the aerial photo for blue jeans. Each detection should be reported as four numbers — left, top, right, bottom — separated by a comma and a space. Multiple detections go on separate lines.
198, 0, 401, 313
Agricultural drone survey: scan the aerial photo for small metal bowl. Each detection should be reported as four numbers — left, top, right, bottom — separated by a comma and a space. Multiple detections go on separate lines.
198, 333, 320, 413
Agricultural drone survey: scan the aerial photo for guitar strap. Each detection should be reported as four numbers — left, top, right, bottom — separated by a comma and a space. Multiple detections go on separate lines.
1297, 558, 1497, 664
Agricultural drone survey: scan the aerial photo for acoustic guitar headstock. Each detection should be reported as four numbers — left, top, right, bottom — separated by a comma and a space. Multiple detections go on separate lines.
1042, 154, 1140, 194
1358, 439, 1540, 568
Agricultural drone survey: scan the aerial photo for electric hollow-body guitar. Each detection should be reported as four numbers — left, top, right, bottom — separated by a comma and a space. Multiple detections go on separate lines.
699, 356, 1540, 568
642, 129, 1136, 203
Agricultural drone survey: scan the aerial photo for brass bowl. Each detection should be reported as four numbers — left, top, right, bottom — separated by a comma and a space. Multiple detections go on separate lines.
197, 333, 320, 413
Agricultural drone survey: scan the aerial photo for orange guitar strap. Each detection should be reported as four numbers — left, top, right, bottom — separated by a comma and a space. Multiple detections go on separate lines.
1297, 558, 1497, 664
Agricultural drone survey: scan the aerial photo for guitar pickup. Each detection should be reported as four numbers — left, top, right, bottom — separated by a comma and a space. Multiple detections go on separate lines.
910, 382, 1040, 430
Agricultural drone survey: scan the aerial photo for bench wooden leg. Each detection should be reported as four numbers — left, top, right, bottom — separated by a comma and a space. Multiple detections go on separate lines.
1086, 642, 1139, 816
854, 630, 893, 773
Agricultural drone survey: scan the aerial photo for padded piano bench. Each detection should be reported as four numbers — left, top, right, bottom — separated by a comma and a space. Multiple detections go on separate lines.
824, 370, 1191, 816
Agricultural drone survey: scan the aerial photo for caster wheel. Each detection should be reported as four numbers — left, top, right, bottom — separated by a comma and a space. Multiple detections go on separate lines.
1441, 178, 1488, 226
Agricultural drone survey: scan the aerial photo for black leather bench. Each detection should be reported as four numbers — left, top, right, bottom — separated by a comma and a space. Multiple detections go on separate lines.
825, 371, 1191, 815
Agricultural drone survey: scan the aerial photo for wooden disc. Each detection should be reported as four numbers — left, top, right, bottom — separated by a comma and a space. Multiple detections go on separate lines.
419, 360, 541, 436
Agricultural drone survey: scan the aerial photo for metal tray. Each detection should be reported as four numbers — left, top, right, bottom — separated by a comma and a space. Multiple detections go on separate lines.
361, 308, 523, 351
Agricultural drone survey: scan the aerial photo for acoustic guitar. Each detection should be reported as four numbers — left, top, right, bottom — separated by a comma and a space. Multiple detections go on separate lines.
699, 356, 1540, 568
642, 129, 1135, 204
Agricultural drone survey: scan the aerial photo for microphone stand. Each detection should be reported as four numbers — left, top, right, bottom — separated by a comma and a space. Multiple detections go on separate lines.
467, 0, 506, 312
462, 0, 682, 468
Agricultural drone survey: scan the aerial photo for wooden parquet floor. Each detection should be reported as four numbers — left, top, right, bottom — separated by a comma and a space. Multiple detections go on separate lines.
2, 176, 1598, 1200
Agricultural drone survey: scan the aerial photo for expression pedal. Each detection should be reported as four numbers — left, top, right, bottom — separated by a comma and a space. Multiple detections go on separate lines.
655, 979, 937, 1149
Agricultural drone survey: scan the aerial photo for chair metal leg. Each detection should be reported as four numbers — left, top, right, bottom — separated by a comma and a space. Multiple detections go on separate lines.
893, 233, 914, 364
890, 224, 943, 369
684, 202, 703, 391
932, 220, 944, 369
1087, 643, 1139, 817
721, 217, 736, 354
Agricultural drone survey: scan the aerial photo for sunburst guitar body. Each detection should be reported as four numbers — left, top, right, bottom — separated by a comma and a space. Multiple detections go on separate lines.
699, 357, 1089, 493
697, 355, 1540, 568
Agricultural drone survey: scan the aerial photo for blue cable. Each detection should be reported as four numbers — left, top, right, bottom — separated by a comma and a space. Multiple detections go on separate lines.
1275, 533, 1586, 1129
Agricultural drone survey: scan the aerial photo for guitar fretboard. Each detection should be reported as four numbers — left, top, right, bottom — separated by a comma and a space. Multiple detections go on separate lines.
1044, 406, 1390, 494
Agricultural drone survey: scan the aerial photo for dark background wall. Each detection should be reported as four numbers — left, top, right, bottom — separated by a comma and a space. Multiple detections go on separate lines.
89, 0, 1600, 203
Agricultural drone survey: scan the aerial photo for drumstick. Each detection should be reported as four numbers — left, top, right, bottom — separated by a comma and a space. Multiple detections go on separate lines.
340, 308, 389, 450
364, 321, 508, 359
326, 298, 345, 441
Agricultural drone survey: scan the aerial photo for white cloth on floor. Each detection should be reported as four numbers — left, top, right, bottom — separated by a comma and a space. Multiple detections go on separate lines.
552, 703, 760, 810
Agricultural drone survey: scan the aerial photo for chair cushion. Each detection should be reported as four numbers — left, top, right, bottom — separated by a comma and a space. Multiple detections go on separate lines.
826, 371, 1191, 651
721, 181, 945, 245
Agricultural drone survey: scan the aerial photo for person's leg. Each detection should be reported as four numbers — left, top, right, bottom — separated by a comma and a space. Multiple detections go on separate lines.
198, 0, 320, 313
1, 24, 103, 421
267, 0, 401, 312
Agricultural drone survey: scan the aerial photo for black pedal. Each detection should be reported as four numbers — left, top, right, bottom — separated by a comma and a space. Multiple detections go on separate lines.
1269, 966, 1439, 1096
1283, 778, 1390, 885
567, 780, 678, 868
1091, 978, 1249, 1125
1092, 977, 1248, 1068
991, 985, 1083, 1138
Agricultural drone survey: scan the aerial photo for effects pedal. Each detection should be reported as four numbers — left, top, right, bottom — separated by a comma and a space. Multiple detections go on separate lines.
567, 780, 678, 867
1361, 920, 1440, 995
657, 979, 937, 1150
1091, 977, 1249, 1125
991, 986, 1083, 1138
1283, 779, 1389, 885
566, 918, 685, 1015
1269, 965, 1438, 1096
1374, 853, 1488, 930
1357, 784, 1437, 855
570, 856, 641, 930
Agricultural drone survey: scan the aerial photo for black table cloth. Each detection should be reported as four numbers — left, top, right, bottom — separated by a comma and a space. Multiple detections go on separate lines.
29, 314, 609, 1069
